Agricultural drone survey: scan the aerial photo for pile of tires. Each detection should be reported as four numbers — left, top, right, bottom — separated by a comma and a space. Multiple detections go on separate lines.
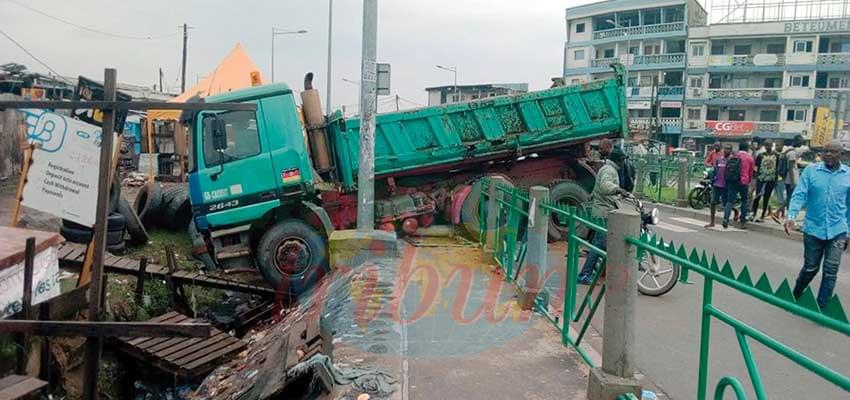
133, 181, 193, 231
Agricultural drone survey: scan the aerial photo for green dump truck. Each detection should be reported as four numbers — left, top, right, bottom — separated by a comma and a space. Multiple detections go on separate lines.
186, 66, 628, 295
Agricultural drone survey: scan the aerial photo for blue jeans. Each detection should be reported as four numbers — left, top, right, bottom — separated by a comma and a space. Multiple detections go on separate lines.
579, 231, 607, 281
724, 182, 748, 224
794, 233, 846, 308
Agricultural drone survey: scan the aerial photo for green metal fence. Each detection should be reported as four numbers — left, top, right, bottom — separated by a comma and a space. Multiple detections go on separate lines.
476, 179, 850, 399
632, 154, 703, 204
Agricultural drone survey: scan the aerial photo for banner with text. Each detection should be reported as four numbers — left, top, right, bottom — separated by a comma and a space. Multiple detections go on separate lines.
706, 120, 754, 136
812, 107, 835, 148
20, 109, 114, 227
0, 246, 60, 319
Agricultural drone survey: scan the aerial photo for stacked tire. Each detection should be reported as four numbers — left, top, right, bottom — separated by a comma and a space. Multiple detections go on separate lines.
60, 213, 128, 254
133, 181, 193, 232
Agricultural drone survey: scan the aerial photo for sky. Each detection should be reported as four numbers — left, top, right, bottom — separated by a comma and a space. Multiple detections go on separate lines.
0, 0, 600, 113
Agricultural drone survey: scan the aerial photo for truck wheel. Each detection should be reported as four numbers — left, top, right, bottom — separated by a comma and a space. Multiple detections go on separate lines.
60, 224, 124, 245
256, 220, 328, 298
134, 181, 162, 227
118, 195, 149, 245
547, 180, 590, 242
461, 175, 514, 239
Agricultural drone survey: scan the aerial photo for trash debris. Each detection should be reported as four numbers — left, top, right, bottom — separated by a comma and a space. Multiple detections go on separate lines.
642, 389, 658, 400
122, 171, 149, 187
289, 354, 397, 397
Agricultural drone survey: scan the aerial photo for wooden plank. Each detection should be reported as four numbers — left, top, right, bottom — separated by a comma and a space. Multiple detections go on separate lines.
183, 340, 247, 372
171, 335, 240, 366
0, 227, 64, 270
0, 375, 28, 389
153, 332, 228, 359
126, 313, 189, 345
0, 320, 210, 338
57, 244, 75, 259
115, 258, 137, 269
163, 334, 233, 364
121, 311, 182, 341
0, 376, 47, 400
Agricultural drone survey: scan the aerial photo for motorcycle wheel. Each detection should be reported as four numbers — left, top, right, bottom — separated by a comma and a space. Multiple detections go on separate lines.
637, 252, 680, 296
688, 187, 709, 210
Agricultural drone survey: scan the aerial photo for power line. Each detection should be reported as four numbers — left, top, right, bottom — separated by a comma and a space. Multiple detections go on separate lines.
6, 0, 180, 40
0, 27, 74, 84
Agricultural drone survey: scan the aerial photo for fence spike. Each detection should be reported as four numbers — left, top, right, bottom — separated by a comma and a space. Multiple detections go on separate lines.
736, 266, 753, 287
676, 245, 688, 260
795, 287, 821, 313
823, 296, 849, 323
774, 279, 796, 303
720, 261, 736, 280
699, 250, 709, 269
666, 240, 677, 255
650, 232, 658, 246
755, 273, 773, 294
709, 255, 720, 272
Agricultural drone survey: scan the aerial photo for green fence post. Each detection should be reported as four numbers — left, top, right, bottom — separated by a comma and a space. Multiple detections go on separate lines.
486, 181, 500, 251
565, 207, 579, 323
696, 275, 715, 400
505, 188, 520, 281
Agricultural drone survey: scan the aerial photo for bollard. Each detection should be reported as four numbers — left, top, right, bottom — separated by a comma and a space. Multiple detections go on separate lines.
634, 158, 645, 196
676, 158, 688, 207
486, 181, 500, 251
520, 186, 549, 311
587, 209, 642, 400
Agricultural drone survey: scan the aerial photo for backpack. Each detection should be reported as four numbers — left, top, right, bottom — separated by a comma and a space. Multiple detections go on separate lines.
759, 154, 778, 181
725, 155, 742, 184
776, 152, 789, 180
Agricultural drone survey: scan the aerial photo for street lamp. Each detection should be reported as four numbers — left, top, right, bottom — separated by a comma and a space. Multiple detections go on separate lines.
436, 64, 458, 104
341, 78, 361, 86
271, 28, 307, 83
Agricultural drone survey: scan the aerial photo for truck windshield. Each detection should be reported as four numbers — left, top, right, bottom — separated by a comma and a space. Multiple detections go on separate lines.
202, 110, 261, 167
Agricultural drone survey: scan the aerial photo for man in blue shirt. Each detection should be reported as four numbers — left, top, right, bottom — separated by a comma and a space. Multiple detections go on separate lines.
785, 140, 850, 309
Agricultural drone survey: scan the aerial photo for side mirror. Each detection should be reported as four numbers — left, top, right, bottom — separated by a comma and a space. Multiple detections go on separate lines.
212, 117, 228, 151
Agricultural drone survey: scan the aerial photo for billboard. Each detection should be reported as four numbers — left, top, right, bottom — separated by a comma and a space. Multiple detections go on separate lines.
812, 107, 835, 148
706, 120, 754, 136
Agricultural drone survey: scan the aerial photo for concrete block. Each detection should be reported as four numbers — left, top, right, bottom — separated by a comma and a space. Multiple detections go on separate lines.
328, 229, 400, 270
586, 367, 642, 400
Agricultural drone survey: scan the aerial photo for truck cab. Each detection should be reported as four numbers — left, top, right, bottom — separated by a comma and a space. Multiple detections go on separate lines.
188, 83, 331, 297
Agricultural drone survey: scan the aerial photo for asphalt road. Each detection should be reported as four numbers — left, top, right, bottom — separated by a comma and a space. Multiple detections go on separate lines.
546, 213, 850, 399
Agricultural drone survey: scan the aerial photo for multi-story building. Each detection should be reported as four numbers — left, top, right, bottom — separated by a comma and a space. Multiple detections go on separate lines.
564, 0, 708, 145
683, 1, 850, 151
425, 83, 528, 106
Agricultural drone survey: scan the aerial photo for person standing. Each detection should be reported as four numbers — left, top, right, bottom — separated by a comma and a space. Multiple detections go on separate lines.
723, 142, 756, 229
704, 142, 722, 167
772, 141, 788, 222
577, 148, 629, 284
785, 140, 850, 309
784, 136, 803, 204
705, 144, 733, 228
753, 142, 779, 222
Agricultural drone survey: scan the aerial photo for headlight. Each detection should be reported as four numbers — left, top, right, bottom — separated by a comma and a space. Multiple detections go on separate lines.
651, 208, 659, 225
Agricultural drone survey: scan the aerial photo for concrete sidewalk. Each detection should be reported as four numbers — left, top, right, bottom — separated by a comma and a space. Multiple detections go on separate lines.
646, 201, 804, 242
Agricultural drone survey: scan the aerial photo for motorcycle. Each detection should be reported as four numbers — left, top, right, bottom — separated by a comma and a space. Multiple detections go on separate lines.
687, 168, 713, 210
626, 195, 681, 296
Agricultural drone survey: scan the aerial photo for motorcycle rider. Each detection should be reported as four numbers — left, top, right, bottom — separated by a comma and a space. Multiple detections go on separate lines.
577, 148, 630, 284
705, 144, 734, 228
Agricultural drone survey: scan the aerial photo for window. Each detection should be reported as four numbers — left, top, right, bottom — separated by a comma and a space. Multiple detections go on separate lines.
786, 109, 807, 121
709, 76, 722, 89
603, 48, 615, 58
731, 77, 748, 89
202, 110, 261, 168
687, 108, 701, 120
706, 107, 720, 120
644, 9, 661, 25
689, 77, 703, 88
763, 77, 782, 88
793, 40, 813, 53
760, 110, 779, 122
828, 77, 850, 88
574, 49, 585, 60
711, 44, 725, 55
627, 77, 638, 87
790, 75, 811, 87
729, 109, 746, 121
661, 108, 681, 118
692, 44, 705, 57
830, 42, 850, 53
575, 23, 585, 33
644, 45, 661, 55
733, 45, 752, 55
452, 95, 459, 102
766, 43, 785, 54
628, 46, 639, 55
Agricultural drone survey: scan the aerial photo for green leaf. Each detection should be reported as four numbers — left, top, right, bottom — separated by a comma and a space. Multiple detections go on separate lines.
823, 296, 849, 323
755, 273, 773, 294
774, 279, 795, 303
720, 261, 736, 280
736, 266, 753, 287
795, 287, 821, 313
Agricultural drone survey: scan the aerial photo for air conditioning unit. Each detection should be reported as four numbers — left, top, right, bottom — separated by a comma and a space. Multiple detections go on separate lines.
691, 88, 703, 97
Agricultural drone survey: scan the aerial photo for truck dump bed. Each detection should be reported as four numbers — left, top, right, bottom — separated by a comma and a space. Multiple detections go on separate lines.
328, 68, 627, 190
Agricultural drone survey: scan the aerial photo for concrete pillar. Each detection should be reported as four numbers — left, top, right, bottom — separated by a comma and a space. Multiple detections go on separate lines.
676, 157, 688, 207
485, 181, 500, 251
520, 186, 550, 311
634, 158, 645, 196
587, 209, 642, 400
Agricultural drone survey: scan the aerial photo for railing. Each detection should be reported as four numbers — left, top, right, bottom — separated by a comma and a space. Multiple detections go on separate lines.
817, 52, 850, 65
591, 57, 618, 68
716, 54, 787, 67
815, 88, 850, 100
706, 88, 782, 101
633, 53, 685, 66
628, 117, 682, 134
628, 86, 684, 97
477, 177, 850, 399
631, 154, 702, 204
657, 86, 684, 96
593, 21, 685, 40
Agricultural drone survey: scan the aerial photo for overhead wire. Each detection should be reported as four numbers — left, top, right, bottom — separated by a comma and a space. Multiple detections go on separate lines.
5, 0, 180, 40
0, 27, 75, 84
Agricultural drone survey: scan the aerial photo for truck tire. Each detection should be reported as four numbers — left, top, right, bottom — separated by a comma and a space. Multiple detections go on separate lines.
107, 240, 126, 255
461, 175, 514, 239
256, 220, 329, 298
118, 195, 149, 245
60, 225, 125, 245
61, 213, 126, 233
162, 189, 192, 231
134, 181, 162, 227
547, 180, 590, 242
108, 178, 121, 214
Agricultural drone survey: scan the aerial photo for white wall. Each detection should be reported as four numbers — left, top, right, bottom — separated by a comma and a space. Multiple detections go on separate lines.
567, 18, 593, 43
567, 46, 591, 68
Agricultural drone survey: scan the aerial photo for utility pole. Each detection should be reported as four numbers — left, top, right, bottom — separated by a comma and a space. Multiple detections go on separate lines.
357, 0, 377, 231
158, 68, 164, 93
181, 23, 188, 93
395, 94, 400, 111
326, 0, 334, 115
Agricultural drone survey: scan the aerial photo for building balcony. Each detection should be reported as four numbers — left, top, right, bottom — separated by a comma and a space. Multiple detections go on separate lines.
706, 88, 782, 102
629, 117, 682, 134
815, 88, 850, 100
628, 86, 684, 99
708, 54, 786, 67
592, 22, 685, 41
817, 53, 850, 66
590, 53, 685, 70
